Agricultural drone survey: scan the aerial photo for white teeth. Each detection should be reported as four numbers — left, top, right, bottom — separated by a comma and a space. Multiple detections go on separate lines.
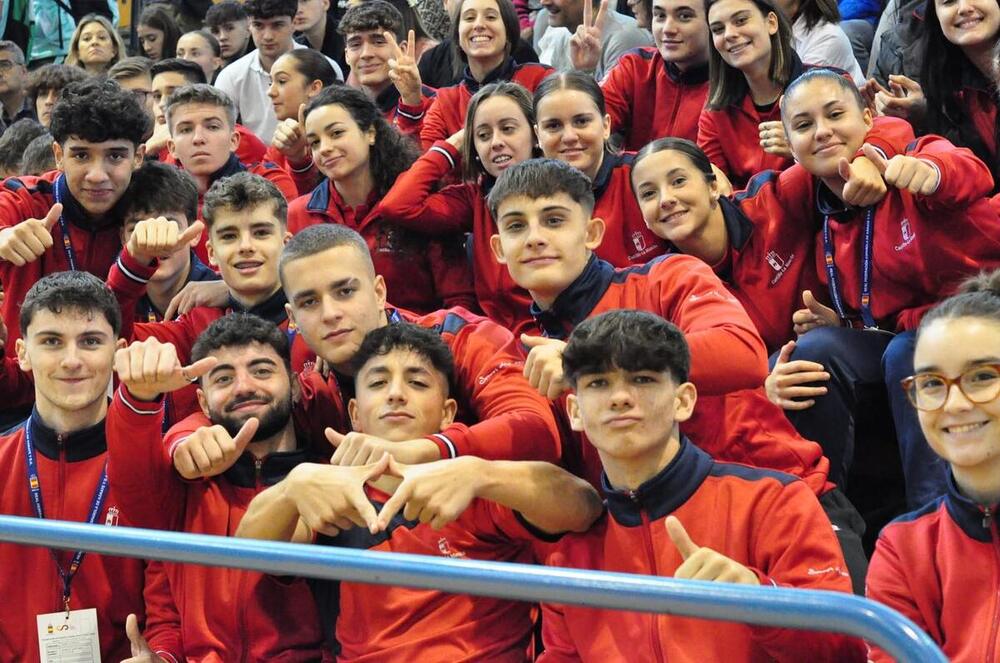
946, 422, 987, 434
492, 154, 512, 164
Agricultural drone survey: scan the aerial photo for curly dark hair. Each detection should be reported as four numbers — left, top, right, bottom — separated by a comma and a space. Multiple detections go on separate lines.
191, 312, 291, 372
338, 0, 405, 40
20, 271, 122, 337
122, 161, 199, 223
304, 85, 419, 199
49, 78, 150, 146
243, 0, 298, 20
351, 322, 455, 395
27, 64, 88, 98
203, 171, 288, 228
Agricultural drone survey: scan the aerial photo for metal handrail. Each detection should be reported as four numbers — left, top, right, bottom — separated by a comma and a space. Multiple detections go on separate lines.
0, 515, 946, 662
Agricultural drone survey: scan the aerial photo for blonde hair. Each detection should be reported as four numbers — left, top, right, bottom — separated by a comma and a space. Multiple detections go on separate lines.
65, 14, 127, 72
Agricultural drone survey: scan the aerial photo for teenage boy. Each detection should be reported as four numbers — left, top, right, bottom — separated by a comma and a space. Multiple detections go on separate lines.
27, 63, 87, 128
206, 0, 254, 65
166, 223, 561, 481
338, 1, 436, 135
294, 0, 347, 72
107, 313, 327, 660
163, 83, 297, 262
215, 0, 343, 143
0, 78, 148, 354
236, 322, 602, 660
150, 58, 268, 166
107, 56, 156, 124
537, 309, 864, 661
0, 272, 146, 662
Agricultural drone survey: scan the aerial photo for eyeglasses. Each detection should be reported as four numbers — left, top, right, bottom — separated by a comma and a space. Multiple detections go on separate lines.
0, 60, 22, 72
129, 89, 152, 104
901, 364, 1000, 412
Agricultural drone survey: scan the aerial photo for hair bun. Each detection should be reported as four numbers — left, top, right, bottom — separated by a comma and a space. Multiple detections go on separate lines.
959, 270, 1000, 297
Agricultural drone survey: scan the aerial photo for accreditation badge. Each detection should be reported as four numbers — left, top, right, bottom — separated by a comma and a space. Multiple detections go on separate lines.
36, 608, 101, 662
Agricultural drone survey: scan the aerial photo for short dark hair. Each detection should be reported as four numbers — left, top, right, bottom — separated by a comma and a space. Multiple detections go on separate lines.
338, 1, 405, 40
562, 310, 690, 386
205, 0, 248, 27
50, 78, 151, 146
243, 0, 298, 20
108, 56, 154, 81
450, 0, 519, 68
281, 49, 339, 87
280, 223, 374, 284
352, 322, 455, 394
151, 57, 207, 85
780, 67, 865, 120
165, 83, 237, 129
27, 64, 88, 99
21, 134, 56, 175
0, 119, 48, 174
487, 158, 595, 219
633, 138, 717, 189
191, 312, 291, 373
20, 271, 122, 336
917, 270, 1000, 343
122, 161, 199, 223
0, 40, 26, 65
138, 4, 181, 60
203, 171, 288, 228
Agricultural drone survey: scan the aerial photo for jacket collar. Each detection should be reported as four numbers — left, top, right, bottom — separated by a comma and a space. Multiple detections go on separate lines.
603, 436, 713, 527
592, 150, 631, 200
529, 254, 614, 339
711, 196, 753, 282
375, 84, 401, 115
945, 472, 999, 542
815, 180, 855, 222
223, 445, 310, 488
210, 153, 245, 183
227, 287, 289, 326
55, 173, 118, 233
139, 253, 218, 321
28, 407, 107, 462
461, 56, 516, 93
665, 60, 709, 86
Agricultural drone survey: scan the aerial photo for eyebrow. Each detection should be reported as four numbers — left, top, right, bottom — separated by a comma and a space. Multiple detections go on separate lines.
915, 357, 1000, 373
305, 121, 345, 138
34, 328, 110, 339
363, 364, 435, 378
790, 100, 842, 121
207, 357, 279, 378
213, 221, 277, 234
475, 117, 520, 131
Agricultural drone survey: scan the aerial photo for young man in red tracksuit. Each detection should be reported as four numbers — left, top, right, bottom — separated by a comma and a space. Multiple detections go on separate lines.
600, 0, 710, 151
866, 275, 1000, 662
487, 158, 869, 591
165, 223, 562, 484
236, 322, 603, 661
108, 172, 314, 429
106, 314, 329, 661
0, 78, 148, 358
535, 309, 865, 661
163, 83, 298, 264
0, 272, 147, 662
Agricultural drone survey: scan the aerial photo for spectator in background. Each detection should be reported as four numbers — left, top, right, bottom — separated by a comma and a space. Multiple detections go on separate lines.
64, 14, 126, 75
414, 0, 454, 40
206, 0, 254, 65
0, 42, 33, 132
774, 0, 864, 82
108, 57, 156, 127
21, 133, 56, 175
138, 4, 181, 62
176, 30, 225, 83
26, 64, 88, 128
385, 0, 441, 60
0, 119, 47, 177
293, 0, 348, 73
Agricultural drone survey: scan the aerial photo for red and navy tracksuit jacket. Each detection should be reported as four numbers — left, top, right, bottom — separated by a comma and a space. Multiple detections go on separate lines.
521, 255, 832, 496
376, 82, 438, 138
419, 58, 553, 149
0, 412, 147, 662
537, 436, 863, 662
107, 387, 330, 662
866, 473, 1000, 662
287, 179, 477, 314
601, 48, 709, 151
262, 146, 324, 197
0, 171, 123, 355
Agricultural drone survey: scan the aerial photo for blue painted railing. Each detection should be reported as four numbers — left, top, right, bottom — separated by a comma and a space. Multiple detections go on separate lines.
0, 515, 946, 662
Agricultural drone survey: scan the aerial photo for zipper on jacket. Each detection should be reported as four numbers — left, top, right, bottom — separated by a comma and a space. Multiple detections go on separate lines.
254, 457, 264, 487
988, 512, 1000, 663
636, 499, 666, 663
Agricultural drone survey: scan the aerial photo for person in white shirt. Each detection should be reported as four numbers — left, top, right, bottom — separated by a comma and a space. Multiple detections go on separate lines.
775, 0, 864, 84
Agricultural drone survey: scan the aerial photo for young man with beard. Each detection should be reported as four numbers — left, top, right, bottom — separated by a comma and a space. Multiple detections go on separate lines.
106, 313, 328, 661
0, 272, 147, 662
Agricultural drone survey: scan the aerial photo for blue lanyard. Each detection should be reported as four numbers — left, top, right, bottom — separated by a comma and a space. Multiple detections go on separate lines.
24, 418, 109, 613
52, 175, 78, 271
822, 208, 877, 329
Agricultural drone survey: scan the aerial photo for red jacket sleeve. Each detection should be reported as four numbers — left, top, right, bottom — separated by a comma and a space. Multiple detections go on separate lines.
653, 255, 769, 394
537, 603, 584, 662
429, 320, 561, 463
253, 162, 300, 203
0, 176, 53, 229
393, 91, 436, 137
865, 528, 933, 663
697, 110, 732, 179
0, 355, 34, 408
107, 248, 158, 342
106, 386, 185, 530
142, 560, 184, 663
379, 142, 476, 234
263, 146, 322, 197
427, 235, 478, 311
600, 53, 634, 140
419, 91, 455, 151
908, 134, 995, 212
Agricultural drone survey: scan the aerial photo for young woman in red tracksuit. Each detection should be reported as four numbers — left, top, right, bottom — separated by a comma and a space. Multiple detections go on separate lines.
380, 81, 537, 331
699, 0, 830, 188
533, 71, 670, 268
287, 85, 476, 314
867, 271, 1000, 663
601, 0, 711, 151
419, 0, 552, 149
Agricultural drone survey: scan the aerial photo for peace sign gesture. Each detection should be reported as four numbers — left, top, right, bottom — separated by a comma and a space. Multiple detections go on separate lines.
386, 29, 424, 107
570, 0, 609, 73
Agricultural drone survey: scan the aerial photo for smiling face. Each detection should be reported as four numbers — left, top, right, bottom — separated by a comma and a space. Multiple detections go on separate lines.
177, 33, 223, 80
53, 138, 143, 217
283, 245, 388, 373
707, 0, 777, 74
535, 89, 611, 181
651, 0, 710, 70
782, 77, 873, 179
631, 148, 720, 245
913, 316, 1000, 496
305, 102, 374, 184
77, 22, 116, 68
344, 30, 395, 91
349, 347, 458, 441
207, 202, 291, 303
457, 0, 509, 67
935, 0, 1000, 50
472, 95, 535, 178
167, 102, 239, 176
540, 0, 585, 29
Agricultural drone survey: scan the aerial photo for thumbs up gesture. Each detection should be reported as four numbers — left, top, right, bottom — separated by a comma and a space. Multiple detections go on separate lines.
122, 613, 167, 663
667, 516, 760, 585
0, 203, 62, 266
126, 217, 205, 265
861, 143, 940, 196
272, 103, 310, 167
791, 289, 840, 336
114, 337, 218, 402
173, 417, 260, 480
521, 334, 568, 399
837, 152, 887, 208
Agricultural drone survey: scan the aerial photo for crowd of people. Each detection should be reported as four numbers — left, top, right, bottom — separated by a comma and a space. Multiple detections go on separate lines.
0, 0, 997, 660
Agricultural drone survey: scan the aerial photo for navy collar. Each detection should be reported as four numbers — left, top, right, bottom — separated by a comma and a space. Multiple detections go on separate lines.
529, 254, 614, 339
944, 472, 999, 542
138, 253, 219, 321
223, 445, 310, 488
210, 153, 245, 183
603, 436, 713, 527
227, 287, 289, 326
374, 84, 401, 115
461, 56, 516, 93
56, 173, 119, 232
27, 407, 107, 462
815, 180, 855, 222
591, 150, 632, 200
711, 197, 753, 282
665, 60, 709, 86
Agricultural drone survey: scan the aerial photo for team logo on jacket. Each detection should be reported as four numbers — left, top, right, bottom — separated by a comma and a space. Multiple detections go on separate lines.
437, 538, 466, 558
628, 231, 657, 261
894, 218, 915, 251
766, 250, 794, 285
105, 506, 120, 527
